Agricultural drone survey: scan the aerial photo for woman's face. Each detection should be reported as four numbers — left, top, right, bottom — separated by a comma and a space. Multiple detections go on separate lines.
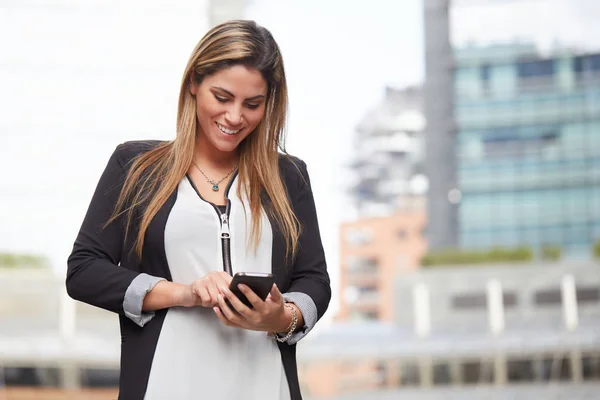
190, 65, 268, 155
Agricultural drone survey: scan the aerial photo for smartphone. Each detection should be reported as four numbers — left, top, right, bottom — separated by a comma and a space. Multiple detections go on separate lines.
227, 272, 275, 309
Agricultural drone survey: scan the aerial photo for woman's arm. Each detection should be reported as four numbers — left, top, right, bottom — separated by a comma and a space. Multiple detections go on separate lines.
142, 280, 187, 310
282, 158, 331, 344
66, 143, 165, 327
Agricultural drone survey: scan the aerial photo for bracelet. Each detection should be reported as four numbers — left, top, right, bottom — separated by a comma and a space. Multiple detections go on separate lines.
274, 303, 297, 343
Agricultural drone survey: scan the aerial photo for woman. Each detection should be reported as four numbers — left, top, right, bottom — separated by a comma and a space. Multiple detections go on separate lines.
66, 20, 330, 400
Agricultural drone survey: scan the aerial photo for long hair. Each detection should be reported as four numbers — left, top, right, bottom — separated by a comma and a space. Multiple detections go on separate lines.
107, 20, 300, 260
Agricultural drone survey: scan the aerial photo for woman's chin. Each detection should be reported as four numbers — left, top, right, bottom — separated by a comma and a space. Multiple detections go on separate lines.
212, 139, 241, 154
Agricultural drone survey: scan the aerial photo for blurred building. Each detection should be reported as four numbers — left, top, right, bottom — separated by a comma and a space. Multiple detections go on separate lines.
423, 0, 600, 258
0, 267, 120, 393
338, 85, 428, 322
349, 86, 427, 217
455, 43, 600, 258
2, 262, 599, 398
337, 212, 427, 322
299, 260, 600, 399
329, 86, 428, 398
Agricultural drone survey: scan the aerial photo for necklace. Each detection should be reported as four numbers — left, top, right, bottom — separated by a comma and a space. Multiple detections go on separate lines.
192, 161, 238, 192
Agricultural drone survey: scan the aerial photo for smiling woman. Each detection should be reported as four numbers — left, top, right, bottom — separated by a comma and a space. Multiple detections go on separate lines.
192, 66, 267, 152
65, 20, 330, 400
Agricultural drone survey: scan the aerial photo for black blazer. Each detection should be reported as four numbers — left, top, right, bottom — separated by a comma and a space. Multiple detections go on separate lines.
66, 140, 331, 400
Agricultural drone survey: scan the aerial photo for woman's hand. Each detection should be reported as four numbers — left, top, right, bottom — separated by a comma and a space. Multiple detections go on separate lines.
213, 283, 291, 333
179, 271, 232, 308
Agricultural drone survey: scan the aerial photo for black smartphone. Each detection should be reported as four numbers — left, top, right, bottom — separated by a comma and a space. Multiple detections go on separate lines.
226, 272, 275, 309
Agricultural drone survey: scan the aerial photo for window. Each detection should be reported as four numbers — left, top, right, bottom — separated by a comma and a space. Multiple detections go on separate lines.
344, 227, 373, 246
346, 256, 378, 274
452, 292, 518, 309
3, 367, 44, 387
517, 59, 555, 78
582, 353, 600, 380
540, 356, 572, 381
480, 64, 491, 94
503, 292, 518, 308
462, 361, 494, 384
574, 54, 600, 79
480, 64, 491, 81
534, 289, 561, 306
399, 363, 420, 386
349, 311, 378, 321
577, 286, 600, 304
507, 359, 535, 382
81, 368, 120, 388
481, 128, 559, 157
452, 293, 487, 309
433, 363, 452, 385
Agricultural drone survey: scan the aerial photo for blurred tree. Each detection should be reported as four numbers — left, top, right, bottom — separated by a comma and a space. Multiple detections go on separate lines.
541, 245, 562, 262
421, 246, 533, 267
0, 252, 48, 268
593, 241, 600, 259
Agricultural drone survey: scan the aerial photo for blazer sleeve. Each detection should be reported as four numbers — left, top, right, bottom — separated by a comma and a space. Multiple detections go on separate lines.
66, 143, 143, 315
287, 159, 332, 323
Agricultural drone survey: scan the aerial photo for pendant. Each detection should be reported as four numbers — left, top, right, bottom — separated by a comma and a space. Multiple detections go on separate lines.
212, 184, 219, 191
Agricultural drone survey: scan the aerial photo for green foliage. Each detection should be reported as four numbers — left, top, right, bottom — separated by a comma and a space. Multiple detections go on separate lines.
594, 240, 600, 259
421, 246, 534, 267
541, 246, 561, 261
0, 252, 48, 268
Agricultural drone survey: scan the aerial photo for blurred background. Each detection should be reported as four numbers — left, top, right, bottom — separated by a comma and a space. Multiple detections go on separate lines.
1, 0, 600, 399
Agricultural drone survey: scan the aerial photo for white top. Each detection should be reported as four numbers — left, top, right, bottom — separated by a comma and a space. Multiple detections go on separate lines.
143, 176, 291, 400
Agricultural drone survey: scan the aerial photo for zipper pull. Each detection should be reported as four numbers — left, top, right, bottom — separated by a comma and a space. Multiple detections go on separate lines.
220, 213, 230, 239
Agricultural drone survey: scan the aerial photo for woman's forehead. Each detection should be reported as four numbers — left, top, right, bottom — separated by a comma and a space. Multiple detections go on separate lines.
204, 65, 267, 97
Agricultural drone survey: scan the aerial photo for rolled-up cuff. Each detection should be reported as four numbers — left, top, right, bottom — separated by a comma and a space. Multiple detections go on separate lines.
282, 292, 317, 345
123, 273, 166, 327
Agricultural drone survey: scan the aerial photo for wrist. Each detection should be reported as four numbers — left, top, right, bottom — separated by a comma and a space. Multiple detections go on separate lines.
172, 282, 189, 307
275, 304, 293, 333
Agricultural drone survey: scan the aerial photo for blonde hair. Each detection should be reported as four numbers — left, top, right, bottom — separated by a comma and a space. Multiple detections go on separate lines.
107, 20, 300, 260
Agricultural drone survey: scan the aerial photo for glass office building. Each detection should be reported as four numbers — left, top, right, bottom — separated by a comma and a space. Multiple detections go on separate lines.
454, 43, 600, 257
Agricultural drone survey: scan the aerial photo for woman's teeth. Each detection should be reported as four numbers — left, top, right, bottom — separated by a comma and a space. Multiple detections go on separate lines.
217, 123, 241, 135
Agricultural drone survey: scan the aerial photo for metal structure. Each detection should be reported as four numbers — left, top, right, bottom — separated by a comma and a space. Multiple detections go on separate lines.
423, 0, 459, 250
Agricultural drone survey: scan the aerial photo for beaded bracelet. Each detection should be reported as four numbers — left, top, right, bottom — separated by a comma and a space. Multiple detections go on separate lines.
274, 303, 298, 343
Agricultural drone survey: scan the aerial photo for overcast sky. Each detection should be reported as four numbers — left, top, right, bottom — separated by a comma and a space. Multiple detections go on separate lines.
1, 0, 599, 320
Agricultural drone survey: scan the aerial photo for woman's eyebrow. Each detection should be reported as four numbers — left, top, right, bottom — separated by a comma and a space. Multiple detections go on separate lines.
211, 86, 266, 101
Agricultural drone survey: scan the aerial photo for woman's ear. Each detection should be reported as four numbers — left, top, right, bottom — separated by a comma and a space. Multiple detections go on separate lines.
189, 79, 198, 96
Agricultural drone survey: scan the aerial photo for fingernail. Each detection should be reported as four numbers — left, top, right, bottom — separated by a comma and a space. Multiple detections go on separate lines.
213, 307, 219, 313
221, 287, 229, 294
238, 284, 245, 291
218, 294, 223, 301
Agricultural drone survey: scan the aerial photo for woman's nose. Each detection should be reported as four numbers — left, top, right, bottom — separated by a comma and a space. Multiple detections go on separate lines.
225, 105, 243, 126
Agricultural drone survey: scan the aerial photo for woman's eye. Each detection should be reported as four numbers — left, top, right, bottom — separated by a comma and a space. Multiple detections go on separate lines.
215, 95, 228, 103
246, 103, 260, 110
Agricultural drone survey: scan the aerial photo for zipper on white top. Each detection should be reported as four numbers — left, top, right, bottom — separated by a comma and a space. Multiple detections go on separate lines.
216, 202, 233, 276
220, 213, 230, 238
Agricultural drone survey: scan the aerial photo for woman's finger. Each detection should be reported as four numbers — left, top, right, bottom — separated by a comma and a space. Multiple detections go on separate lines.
213, 306, 234, 326
193, 284, 212, 307
206, 284, 220, 307
221, 285, 254, 318
217, 293, 242, 323
237, 284, 267, 312
267, 283, 283, 304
